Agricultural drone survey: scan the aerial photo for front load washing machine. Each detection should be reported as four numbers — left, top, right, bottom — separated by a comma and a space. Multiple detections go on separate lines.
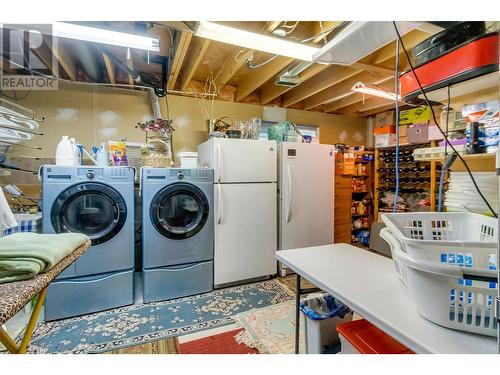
41, 165, 135, 321
141, 167, 213, 303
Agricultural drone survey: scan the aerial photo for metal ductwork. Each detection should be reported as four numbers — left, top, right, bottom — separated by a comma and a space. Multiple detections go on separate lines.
275, 61, 312, 87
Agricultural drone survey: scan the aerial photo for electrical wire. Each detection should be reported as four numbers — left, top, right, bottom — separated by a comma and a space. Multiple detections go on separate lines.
300, 23, 341, 44
393, 38, 400, 212
438, 85, 451, 211
245, 22, 344, 70
393, 21, 497, 218
246, 54, 279, 69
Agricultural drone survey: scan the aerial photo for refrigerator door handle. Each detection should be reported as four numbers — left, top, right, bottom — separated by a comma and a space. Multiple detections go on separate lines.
217, 183, 223, 224
216, 142, 222, 183
286, 164, 292, 223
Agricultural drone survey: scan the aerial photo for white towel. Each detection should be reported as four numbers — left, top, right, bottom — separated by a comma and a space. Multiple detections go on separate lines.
0, 187, 17, 231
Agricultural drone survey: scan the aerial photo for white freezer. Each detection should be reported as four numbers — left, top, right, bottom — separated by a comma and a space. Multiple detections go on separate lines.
198, 138, 277, 183
214, 182, 277, 286
278, 142, 334, 254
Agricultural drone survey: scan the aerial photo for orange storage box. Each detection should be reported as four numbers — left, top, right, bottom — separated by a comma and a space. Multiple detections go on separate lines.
373, 125, 396, 135
336, 319, 414, 354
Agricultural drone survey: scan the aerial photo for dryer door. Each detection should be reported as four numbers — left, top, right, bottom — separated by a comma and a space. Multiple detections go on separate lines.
51, 182, 127, 245
150, 183, 209, 240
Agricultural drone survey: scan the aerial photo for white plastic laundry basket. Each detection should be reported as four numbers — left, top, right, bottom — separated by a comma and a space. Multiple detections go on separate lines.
380, 212, 498, 337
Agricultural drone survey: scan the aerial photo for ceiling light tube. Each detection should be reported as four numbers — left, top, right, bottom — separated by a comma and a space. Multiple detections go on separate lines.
313, 21, 421, 65
52, 22, 160, 52
351, 82, 401, 101
195, 21, 319, 62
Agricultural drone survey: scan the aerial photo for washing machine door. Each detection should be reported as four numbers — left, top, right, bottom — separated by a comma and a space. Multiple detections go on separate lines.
51, 182, 127, 245
150, 183, 209, 240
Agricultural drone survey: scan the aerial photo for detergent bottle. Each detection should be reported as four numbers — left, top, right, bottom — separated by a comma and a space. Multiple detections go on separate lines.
70, 138, 82, 165
55, 136, 77, 165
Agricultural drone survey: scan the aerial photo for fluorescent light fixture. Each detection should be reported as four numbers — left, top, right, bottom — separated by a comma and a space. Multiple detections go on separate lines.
351, 82, 401, 101
313, 21, 421, 65
195, 21, 319, 62
52, 22, 159, 52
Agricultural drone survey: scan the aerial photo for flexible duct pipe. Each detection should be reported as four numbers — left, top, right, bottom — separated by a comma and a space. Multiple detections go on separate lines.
150, 90, 162, 119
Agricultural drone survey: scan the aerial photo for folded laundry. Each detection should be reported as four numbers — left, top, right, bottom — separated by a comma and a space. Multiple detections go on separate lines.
0, 232, 89, 283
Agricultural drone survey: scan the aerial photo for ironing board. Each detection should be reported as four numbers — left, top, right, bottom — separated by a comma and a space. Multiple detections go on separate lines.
0, 240, 91, 354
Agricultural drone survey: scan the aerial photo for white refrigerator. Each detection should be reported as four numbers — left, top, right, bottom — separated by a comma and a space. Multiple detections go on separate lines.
278, 142, 335, 276
198, 138, 277, 287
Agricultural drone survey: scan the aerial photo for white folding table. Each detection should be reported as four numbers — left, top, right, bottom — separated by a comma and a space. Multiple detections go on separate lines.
276, 244, 497, 354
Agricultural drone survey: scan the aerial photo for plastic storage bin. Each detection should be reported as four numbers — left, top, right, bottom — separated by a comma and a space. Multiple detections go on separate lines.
1, 213, 41, 237
178, 151, 198, 168
300, 293, 352, 354
412, 145, 466, 161
380, 212, 498, 337
337, 319, 413, 354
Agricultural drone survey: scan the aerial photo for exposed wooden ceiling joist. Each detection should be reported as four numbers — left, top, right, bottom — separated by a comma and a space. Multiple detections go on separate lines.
281, 65, 362, 108
46, 38, 77, 81
336, 96, 394, 115
370, 29, 430, 66
265, 21, 282, 33
304, 72, 392, 110
126, 53, 134, 86
242, 21, 345, 105
324, 78, 396, 113
213, 49, 254, 94
31, 40, 54, 73
168, 31, 193, 90
235, 56, 294, 102
259, 63, 329, 105
213, 22, 283, 94
311, 21, 343, 43
178, 37, 211, 92
303, 29, 431, 111
155, 21, 195, 33
101, 53, 116, 85
350, 62, 395, 76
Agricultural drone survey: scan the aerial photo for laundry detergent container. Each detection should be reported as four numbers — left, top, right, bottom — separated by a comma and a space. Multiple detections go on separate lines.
300, 293, 352, 354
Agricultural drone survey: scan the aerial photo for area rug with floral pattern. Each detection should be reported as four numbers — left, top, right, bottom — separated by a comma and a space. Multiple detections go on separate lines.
235, 300, 305, 354
27, 279, 293, 354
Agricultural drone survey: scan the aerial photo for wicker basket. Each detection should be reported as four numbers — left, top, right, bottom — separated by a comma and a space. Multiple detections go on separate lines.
141, 138, 172, 168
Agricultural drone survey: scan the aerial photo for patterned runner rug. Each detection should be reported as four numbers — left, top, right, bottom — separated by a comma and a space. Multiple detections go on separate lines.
28, 279, 293, 353
104, 337, 179, 354
236, 300, 306, 354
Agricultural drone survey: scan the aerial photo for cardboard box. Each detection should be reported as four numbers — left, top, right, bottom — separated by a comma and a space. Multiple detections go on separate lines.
463, 100, 499, 128
398, 125, 407, 137
407, 123, 429, 144
440, 109, 466, 130
399, 106, 431, 125
373, 125, 396, 135
375, 134, 396, 148
428, 125, 444, 141
375, 111, 395, 127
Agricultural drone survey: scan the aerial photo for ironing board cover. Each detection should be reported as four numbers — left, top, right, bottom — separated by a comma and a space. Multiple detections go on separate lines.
0, 240, 91, 326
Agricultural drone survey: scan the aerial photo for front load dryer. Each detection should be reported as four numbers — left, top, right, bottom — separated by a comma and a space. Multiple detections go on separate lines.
41, 165, 135, 321
141, 167, 214, 303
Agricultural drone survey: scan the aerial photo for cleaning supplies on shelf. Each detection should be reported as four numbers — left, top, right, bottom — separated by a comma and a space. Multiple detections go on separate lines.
55, 136, 78, 166
70, 138, 81, 165
109, 141, 129, 166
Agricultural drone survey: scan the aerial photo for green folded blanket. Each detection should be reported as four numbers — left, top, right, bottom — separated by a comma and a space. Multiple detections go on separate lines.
0, 232, 89, 283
